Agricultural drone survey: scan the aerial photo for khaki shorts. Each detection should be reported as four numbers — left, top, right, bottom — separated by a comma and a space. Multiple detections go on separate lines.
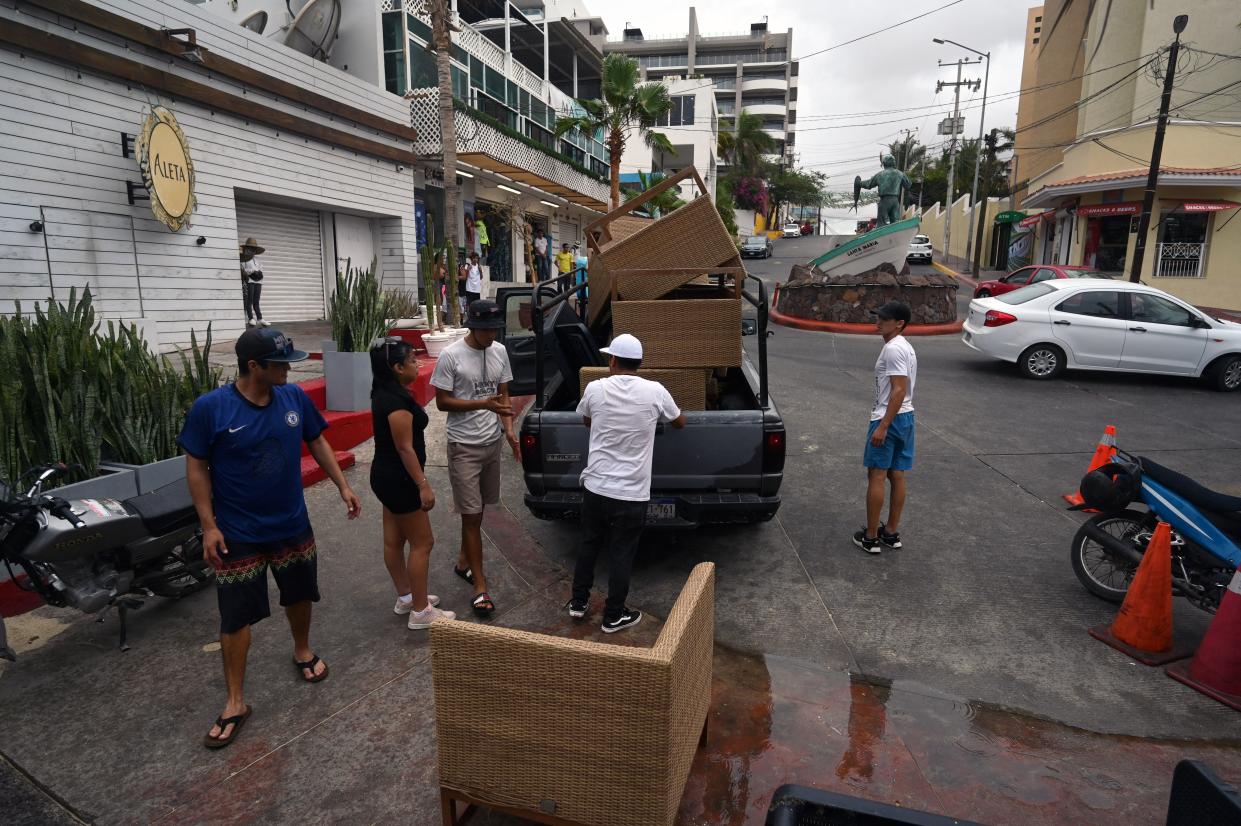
447, 438, 503, 515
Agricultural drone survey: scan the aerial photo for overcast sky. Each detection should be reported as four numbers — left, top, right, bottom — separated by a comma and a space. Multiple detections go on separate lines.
594, 0, 1033, 193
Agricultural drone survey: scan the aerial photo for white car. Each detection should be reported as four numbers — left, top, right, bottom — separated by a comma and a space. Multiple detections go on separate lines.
906, 234, 933, 264
962, 279, 1241, 391
782, 223, 801, 238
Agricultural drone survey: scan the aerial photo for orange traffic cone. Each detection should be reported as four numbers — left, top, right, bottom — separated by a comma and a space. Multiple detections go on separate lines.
1063, 425, 1118, 507
1168, 570, 1241, 711
1089, 522, 1195, 666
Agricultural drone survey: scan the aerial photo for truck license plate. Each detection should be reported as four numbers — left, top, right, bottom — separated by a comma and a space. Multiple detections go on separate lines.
646, 502, 677, 521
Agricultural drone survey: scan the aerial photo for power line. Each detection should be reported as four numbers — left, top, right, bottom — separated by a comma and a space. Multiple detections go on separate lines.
790, 0, 966, 62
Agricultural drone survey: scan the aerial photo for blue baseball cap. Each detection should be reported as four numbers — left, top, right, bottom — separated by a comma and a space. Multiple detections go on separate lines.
235, 327, 308, 364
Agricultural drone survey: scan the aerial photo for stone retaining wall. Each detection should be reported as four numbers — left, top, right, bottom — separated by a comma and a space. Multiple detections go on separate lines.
777, 263, 958, 325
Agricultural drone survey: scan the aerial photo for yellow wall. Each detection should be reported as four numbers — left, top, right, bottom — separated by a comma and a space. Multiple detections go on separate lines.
922, 196, 1007, 265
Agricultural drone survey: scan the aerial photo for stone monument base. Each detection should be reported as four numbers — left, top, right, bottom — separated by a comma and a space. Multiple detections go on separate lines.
776, 261, 958, 325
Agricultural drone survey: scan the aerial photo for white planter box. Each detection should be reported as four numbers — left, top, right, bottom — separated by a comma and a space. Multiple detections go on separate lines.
102, 456, 188, 494
324, 350, 372, 411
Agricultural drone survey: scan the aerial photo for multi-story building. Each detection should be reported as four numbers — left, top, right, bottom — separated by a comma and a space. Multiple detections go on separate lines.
616, 77, 719, 203
604, 8, 797, 174
1013, 1, 1241, 309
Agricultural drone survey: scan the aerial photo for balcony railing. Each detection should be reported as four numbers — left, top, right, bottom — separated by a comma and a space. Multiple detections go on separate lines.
1155, 242, 1206, 277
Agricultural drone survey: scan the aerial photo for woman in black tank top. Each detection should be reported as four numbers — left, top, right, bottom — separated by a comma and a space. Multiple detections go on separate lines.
369, 338, 455, 628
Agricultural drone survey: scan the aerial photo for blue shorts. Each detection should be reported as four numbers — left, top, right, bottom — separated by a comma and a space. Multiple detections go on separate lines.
863, 411, 916, 470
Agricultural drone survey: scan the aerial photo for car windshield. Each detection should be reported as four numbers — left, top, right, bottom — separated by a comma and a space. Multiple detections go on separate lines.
996, 283, 1057, 304
1066, 270, 1116, 279
743, 237, 763, 245
912, 236, 929, 244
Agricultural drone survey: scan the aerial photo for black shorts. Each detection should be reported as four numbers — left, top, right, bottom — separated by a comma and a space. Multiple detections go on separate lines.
370, 463, 422, 514
214, 529, 319, 634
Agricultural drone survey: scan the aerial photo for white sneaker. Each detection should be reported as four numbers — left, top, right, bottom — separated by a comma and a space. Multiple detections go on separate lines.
407, 604, 456, 629
258, 319, 271, 327
246, 320, 257, 327
394, 595, 439, 615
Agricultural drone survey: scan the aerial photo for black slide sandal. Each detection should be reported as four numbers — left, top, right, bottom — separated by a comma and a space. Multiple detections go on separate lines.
453, 565, 474, 585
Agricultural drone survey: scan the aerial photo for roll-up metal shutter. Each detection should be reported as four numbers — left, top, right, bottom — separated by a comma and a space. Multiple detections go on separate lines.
235, 200, 324, 321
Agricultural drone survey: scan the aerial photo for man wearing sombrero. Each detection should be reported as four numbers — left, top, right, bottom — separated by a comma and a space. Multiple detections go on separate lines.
239, 237, 269, 327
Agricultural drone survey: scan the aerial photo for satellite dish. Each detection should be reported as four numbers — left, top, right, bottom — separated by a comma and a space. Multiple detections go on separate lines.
239, 10, 268, 34
284, 0, 341, 61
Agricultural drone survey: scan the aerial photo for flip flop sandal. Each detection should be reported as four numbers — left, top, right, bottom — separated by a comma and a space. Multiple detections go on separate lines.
293, 654, 329, 683
471, 592, 495, 617
453, 565, 474, 585
203, 705, 252, 750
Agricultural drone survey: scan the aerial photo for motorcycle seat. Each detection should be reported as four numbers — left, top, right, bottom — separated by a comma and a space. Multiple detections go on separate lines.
1139, 457, 1241, 515
125, 480, 199, 536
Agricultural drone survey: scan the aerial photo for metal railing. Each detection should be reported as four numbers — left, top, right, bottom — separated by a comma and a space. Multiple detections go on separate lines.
1155, 242, 1206, 277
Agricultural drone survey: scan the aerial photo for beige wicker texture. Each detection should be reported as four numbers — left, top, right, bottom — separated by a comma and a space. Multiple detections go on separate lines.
610, 265, 743, 303
579, 367, 707, 411
600, 215, 653, 248
611, 298, 743, 368
430, 563, 716, 826
587, 197, 738, 325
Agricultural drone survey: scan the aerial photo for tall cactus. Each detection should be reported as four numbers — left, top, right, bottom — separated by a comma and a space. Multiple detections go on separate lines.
419, 245, 439, 331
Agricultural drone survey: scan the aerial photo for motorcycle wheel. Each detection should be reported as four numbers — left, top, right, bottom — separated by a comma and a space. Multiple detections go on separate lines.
1070, 509, 1152, 603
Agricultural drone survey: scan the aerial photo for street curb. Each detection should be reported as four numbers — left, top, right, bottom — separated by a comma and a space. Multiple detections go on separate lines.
931, 260, 979, 288
770, 287, 964, 336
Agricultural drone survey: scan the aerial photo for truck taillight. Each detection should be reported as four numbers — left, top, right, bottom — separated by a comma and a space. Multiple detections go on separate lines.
764, 429, 785, 473
520, 433, 539, 468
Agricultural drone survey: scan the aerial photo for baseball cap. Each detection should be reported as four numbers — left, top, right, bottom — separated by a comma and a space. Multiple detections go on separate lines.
600, 333, 643, 361
873, 300, 912, 324
465, 299, 505, 330
235, 327, 308, 364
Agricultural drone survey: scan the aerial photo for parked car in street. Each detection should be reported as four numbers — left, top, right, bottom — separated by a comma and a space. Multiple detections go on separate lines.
906, 234, 933, 264
973, 264, 1115, 298
800, 222, 814, 236
782, 223, 801, 238
740, 235, 774, 259
961, 280, 1241, 391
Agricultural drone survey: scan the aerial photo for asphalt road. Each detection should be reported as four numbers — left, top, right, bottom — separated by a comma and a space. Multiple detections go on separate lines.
511, 233, 1241, 739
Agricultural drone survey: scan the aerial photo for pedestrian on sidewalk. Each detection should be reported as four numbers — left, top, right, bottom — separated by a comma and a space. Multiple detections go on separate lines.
854, 300, 917, 555
182, 327, 361, 749
533, 228, 549, 281
239, 237, 269, 328
369, 337, 456, 630
430, 300, 520, 618
566, 334, 685, 633
476, 217, 490, 262
464, 252, 483, 307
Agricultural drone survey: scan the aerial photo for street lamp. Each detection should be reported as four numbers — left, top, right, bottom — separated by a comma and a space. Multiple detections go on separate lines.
934, 37, 990, 276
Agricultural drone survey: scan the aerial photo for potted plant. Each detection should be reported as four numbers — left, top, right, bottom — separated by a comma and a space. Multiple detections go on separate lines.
0, 288, 221, 500
325, 259, 388, 411
385, 287, 422, 330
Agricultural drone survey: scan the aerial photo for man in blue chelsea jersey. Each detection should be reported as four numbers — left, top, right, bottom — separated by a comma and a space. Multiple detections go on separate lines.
180, 327, 361, 749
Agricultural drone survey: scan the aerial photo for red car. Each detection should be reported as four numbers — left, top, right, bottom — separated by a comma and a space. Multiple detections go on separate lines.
973, 264, 1116, 298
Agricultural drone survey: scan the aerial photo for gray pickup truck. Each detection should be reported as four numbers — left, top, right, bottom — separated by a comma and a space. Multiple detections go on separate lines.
497, 274, 784, 528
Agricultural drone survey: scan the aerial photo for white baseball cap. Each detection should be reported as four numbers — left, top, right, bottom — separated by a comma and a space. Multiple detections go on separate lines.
600, 333, 643, 360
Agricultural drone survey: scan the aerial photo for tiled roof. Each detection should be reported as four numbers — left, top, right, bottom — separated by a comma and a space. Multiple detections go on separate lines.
1045, 167, 1241, 188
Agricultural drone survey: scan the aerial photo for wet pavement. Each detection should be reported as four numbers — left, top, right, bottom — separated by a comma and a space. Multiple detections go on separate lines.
4, 243, 1241, 823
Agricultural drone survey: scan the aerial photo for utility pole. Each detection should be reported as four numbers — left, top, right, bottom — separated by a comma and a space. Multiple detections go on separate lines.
1129, 14, 1188, 283
937, 58, 981, 263
972, 128, 998, 276
898, 128, 915, 210
918, 152, 926, 211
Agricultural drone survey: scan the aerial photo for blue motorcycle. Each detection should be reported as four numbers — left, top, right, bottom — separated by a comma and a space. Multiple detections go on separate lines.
1070, 449, 1241, 613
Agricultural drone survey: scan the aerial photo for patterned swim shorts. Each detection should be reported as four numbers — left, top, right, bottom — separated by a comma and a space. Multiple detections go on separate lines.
214, 529, 319, 634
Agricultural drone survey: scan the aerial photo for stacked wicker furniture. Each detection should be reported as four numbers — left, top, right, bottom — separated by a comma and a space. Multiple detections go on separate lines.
431, 563, 716, 826
583, 167, 745, 409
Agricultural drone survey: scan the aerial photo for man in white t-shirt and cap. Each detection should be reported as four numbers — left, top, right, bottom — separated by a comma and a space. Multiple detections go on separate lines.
566, 333, 685, 632
854, 300, 917, 555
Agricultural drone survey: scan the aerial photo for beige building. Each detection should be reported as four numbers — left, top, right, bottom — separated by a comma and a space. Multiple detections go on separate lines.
1013, 1, 1241, 309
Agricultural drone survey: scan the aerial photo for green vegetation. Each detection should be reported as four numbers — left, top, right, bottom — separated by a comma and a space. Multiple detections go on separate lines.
329, 258, 389, 352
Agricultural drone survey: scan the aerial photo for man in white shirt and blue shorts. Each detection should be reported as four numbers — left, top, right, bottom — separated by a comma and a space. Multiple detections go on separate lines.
566, 334, 685, 632
854, 301, 917, 555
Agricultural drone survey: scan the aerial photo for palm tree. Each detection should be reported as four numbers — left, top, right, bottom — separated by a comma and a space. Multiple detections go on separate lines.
623, 171, 686, 218
717, 111, 776, 178
554, 54, 674, 210
428, 0, 462, 326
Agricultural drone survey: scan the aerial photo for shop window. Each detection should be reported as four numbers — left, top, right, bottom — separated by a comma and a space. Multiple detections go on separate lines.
1155, 212, 1209, 278
408, 43, 437, 89
384, 51, 406, 95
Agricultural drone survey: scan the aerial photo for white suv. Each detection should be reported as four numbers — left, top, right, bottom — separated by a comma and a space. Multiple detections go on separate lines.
907, 235, 933, 264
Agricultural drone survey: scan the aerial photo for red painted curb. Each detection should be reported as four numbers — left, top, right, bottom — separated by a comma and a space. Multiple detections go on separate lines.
770, 286, 964, 336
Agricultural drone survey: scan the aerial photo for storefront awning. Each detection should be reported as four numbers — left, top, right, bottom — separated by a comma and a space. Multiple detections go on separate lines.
1181, 200, 1241, 213
1077, 202, 1141, 217
1018, 211, 1055, 227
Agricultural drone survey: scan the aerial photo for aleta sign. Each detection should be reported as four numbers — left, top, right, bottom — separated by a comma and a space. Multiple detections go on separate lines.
137, 106, 196, 231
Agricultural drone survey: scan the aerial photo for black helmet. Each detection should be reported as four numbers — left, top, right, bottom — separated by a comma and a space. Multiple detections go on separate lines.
1079, 461, 1141, 511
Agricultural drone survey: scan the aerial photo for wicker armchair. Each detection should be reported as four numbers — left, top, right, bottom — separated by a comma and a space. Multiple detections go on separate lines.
431, 563, 716, 826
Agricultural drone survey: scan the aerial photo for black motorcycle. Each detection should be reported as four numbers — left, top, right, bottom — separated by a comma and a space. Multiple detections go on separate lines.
0, 464, 213, 659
